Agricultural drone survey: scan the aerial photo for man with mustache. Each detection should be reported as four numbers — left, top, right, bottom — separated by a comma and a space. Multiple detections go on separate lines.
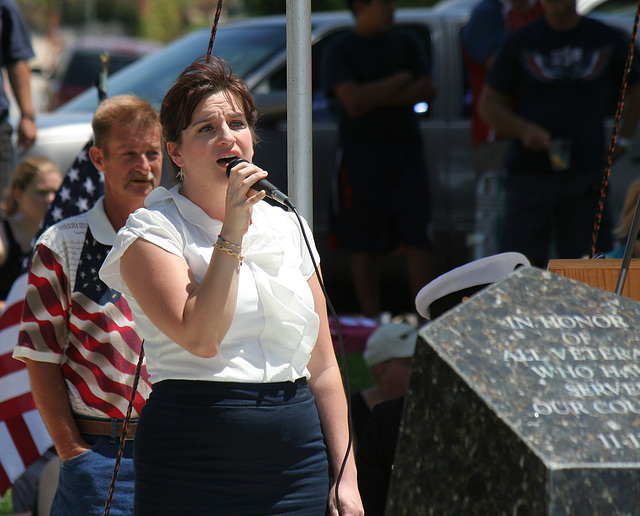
13, 94, 162, 515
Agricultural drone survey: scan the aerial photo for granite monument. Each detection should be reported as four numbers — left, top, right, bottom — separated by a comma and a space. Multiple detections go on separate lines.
388, 266, 640, 515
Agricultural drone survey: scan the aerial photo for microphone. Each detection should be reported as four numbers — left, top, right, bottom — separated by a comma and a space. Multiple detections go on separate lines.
225, 158, 293, 208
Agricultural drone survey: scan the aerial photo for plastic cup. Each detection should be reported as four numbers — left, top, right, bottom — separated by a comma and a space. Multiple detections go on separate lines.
550, 139, 572, 171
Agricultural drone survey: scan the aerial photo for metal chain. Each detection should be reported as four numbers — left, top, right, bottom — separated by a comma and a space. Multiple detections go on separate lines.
206, 0, 225, 59
103, 345, 145, 516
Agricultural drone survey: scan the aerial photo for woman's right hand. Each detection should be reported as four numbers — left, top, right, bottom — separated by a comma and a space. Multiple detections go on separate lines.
328, 480, 364, 516
222, 160, 268, 240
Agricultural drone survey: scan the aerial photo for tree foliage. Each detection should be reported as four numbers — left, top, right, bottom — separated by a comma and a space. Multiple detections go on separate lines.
244, 0, 438, 15
16, 0, 441, 39
139, 0, 185, 42
244, 0, 343, 15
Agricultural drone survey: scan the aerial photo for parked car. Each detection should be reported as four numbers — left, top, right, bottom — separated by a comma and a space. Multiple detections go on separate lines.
44, 35, 161, 110
21, 4, 640, 312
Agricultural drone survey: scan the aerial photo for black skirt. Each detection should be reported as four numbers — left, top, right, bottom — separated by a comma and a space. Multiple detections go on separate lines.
134, 378, 329, 515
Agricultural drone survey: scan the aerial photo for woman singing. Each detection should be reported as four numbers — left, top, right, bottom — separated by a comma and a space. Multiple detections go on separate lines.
100, 56, 363, 516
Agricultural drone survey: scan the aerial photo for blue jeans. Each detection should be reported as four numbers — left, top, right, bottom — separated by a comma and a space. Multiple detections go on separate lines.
50, 435, 135, 516
500, 172, 612, 265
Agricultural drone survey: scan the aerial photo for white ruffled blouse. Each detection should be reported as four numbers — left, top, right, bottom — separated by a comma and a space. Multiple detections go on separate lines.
99, 185, 320, 385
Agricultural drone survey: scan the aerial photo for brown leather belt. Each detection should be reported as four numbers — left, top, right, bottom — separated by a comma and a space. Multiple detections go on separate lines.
74, 417, 137, 440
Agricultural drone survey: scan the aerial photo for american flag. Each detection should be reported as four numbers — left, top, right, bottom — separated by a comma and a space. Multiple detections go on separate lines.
0, 138, 104, 499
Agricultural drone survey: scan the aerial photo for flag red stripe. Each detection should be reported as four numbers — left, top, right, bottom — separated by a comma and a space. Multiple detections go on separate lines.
0, 352, 24, 376
37, 245, 69, 293
30, 272, 69, 319
64, 343, 144, 409
0, 298, 23, 329
0, 393, 36, 423
64, 337, 134, 378
6, 416, 40, 466
0, 463, 11, 497
19, 300, 64, 355
70, 298, 140, 351
61, 363, 124, 417
65, 316, 149, 382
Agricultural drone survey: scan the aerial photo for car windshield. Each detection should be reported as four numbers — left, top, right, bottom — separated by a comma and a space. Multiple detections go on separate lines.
60, 52, 141, 86
58, 25, 287, 113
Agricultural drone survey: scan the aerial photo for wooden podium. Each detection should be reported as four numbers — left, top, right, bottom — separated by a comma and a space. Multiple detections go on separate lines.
547, 259, 640, 302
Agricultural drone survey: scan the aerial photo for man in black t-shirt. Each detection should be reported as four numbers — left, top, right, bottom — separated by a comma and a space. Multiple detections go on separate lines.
480, 0, 640, 267
322, 0, 436, 319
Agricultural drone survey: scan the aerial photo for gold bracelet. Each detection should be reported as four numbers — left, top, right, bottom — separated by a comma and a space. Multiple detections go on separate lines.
213, 242, 244, 262
217, 235, 242, 250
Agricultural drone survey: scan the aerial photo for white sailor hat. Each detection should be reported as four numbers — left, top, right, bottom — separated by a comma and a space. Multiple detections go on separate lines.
415, 252, 530, 320
362, 322, 418, 367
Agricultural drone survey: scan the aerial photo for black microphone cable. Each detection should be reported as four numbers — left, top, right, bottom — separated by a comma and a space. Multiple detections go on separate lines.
289, 202, 353, 516
226, 158, 354, 515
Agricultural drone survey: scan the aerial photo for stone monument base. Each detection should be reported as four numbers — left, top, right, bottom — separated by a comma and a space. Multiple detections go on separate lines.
387, 266, 640, 515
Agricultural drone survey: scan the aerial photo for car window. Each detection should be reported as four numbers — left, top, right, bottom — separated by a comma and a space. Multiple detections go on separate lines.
58, 26, 287, 113
258, 23, 434, 120
61, 51, 140, 88
254, 31, 343, 95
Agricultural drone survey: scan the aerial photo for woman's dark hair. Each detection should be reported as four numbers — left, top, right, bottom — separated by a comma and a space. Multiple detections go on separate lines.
161, 56, 258, 174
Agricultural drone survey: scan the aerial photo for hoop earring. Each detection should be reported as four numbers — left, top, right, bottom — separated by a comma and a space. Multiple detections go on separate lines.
177, 168, 185, 181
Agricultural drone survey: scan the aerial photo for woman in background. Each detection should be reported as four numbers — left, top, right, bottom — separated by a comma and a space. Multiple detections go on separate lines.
100, 56, 363, 516
0, 156, 62, 310
608, 179, 640, 258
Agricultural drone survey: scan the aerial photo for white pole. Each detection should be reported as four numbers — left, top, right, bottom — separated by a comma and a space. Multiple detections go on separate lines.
285, 0, 313, 227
